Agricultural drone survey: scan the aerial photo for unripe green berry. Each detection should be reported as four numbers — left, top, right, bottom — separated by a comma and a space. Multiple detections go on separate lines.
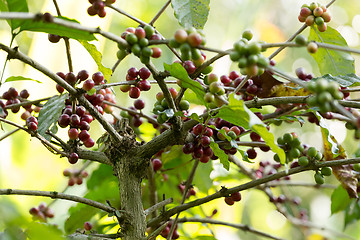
242, 30, 253, 41
179, 100, 190, 110
321, 167, 332, 176
295, 35, 308, 46
298, 156, 310, 166
314, 172, 325, 184
353, 163, 360, 172
315, 17, 325, 25
283, 133, 293, 143
307, 147, 317, 158
125, 33, 138, 45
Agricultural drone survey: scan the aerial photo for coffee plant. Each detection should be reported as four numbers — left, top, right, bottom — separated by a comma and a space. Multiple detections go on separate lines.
1, 0, 360, 239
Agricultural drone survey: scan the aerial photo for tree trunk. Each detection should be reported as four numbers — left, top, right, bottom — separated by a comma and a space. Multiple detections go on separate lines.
115, 158, 146, 240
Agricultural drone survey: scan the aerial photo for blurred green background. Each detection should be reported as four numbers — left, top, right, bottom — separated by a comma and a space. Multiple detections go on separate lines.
1, 0, 360, 239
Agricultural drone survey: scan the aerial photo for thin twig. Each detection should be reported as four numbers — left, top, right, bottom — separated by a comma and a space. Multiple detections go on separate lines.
167, 158, 199, 240
0, 128, 20, 141
0, 189, 118, 213
177, 217, 285, 240
145, 198, 173, 216
149, 0, 171, 26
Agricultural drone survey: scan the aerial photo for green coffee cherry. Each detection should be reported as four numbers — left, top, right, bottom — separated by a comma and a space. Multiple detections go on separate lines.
314, 172, 325, 184
295, 35, 308, 46
353, 163, 360, 172
321, 167, 332, 176
307, 147, 317, 158
298, 156, 310, 166
242, 30, 253, 41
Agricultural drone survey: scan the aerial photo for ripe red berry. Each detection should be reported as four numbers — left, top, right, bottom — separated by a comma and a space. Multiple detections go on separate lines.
134, 99, 145, 110
65, 72, 77, 84
127, 67, 138, 78
199, 155, 210, 163
137, 80, 151, 91
70, 114, 81, 127
187, 32, 202, 47
129, 87, 141, 99
201, 136, 211, 147
224, 196, 235, 206
92, 72, 104, 85
169, 88, 178, 99
182, 142, 195, 154
58, 114, 70, 128
152, 158, 162, 172
20, 89, 30, 99
247, 148, 257, 159
68, 128, 79, 140
250, 132, 261, 141
84, 222, 93, 231
68, 152, 79, 164
138, 67, 151, 80
192, 124, 203, 136
77, 70, 89, 81
231, 192, 242, 202
183, 60, 196, 75
48, 34, 61, 43
79, 130, 91, 142
135, 27, 146, 39
83, 138, 95, 148
26, 116, 38, 125
151, 47, 162, 58
246, 84, 258, 94
56, 84, 64, 94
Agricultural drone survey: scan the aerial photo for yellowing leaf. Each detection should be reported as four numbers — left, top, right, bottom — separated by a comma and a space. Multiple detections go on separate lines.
321, 128, 358, 198
271, 82, 310, 97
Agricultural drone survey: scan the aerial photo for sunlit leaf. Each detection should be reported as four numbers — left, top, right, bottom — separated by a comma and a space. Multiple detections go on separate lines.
20, 16, 97, 41
1, 0, 29, 31
164, 62, 206, 105
5, 76, 42, 83
216, 94, 286, 163
78, 40, 112, 81
309, 26, 355, 76
313, 73, 360, 87
171, 0, 210, 29
37, 94, 68, 141
27, 222, 63, 240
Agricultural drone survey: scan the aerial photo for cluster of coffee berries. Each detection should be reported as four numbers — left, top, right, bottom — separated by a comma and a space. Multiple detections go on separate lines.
314, 167, 332, 184
229, 31, 269, 76
87, 0, 115, 18
160, 221, 179, 239
29, 203, 54, 222
275, 132, 304, 163
117, 26, 162, 63
26, 116, 38, 131
295, 67, 314, 81
203, 73, 226, 108
58, 104, 95, 148
169, 28, 206, 63
298, 2, 331, 32
63, 168, 89, 186
297, 146, 323, 166
120, 99, 146, 128
84, 221, 93, 231
255, 161, 290, 181
178, 183, 196, 199
211, 118, 247, 157
120, 67, 152, 99
182, 123, 215, 163
153, 88, 189, 124
306, 78, 343, 113
2, 87, 32, 115
224, 191, 241, 206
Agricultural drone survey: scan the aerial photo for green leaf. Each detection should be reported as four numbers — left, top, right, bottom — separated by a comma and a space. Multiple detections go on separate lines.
37, 94, 68, 140
87, 164, 116, 190
164, 62, 206, 105
309, 26, 355, 76
313, 73, 360, 87
65, 181, 119, 234
171, 0, 210, 29
193, 160, 213, 193
78, 40, 112, 80
0, 1, 11, 30
5, 76, 42, 83
216, 94, 286, 163
4, 0, 29, 31
162, 145, 192, 169
344, 200, 360, 229
27, 222, 63, 240
331, 185, 352, 214
20, 16, 96, 41
210, 140, 229, 171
